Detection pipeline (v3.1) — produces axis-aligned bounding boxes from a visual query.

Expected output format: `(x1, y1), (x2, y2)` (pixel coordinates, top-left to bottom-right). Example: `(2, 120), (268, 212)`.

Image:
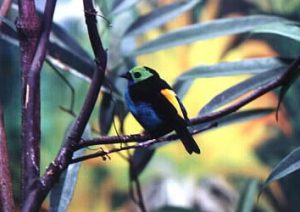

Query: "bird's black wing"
(151, 79), (189, 122)
(150, 79), (200, 154)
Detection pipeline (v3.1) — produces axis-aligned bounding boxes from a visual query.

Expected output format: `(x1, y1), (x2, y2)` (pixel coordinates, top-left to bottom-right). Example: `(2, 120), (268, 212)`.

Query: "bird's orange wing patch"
(160, 89), (184, 119)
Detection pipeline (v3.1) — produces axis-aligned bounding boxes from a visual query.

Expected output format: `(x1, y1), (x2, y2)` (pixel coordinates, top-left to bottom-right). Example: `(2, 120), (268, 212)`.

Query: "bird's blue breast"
(124, 90), (163, 131)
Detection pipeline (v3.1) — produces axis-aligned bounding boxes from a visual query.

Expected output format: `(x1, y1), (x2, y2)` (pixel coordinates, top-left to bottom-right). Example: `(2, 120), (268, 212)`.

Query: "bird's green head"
(121, 66), (159, 84)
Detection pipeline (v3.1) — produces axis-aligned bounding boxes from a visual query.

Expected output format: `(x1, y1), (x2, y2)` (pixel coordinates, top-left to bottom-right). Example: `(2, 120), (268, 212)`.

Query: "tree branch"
(17, 0), (57, 207)
(71, 123), (216, 163)
(21, 0), (107, 211)
(73, 54), (300, 159)
(0, 0), (12, 26)
(0, 102), (15, 212)
(17, 0), (41, 204)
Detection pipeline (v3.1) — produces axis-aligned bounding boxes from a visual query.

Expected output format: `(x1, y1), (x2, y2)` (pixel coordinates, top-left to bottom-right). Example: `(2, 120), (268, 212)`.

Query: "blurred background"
(1, 0), (300, 211)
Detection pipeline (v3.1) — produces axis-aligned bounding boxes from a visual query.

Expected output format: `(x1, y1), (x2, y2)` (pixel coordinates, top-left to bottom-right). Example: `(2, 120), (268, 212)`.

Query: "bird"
(121, 66), (200, 154)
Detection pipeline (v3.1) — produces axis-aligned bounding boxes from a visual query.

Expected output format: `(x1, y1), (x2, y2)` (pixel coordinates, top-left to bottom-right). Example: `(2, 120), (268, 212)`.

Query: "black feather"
(126, 67), (201, 154)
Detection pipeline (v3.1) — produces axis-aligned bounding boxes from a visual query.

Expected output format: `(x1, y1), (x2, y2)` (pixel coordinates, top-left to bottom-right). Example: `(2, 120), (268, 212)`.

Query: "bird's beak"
(120, 72), (132, 80)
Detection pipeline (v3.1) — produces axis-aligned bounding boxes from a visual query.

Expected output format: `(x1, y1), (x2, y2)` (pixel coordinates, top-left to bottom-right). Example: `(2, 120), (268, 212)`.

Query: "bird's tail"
(175, 127), (200, 154)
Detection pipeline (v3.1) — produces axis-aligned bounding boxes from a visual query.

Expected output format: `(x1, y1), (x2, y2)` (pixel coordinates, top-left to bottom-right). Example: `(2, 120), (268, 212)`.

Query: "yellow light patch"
(160, 89), (184, 119)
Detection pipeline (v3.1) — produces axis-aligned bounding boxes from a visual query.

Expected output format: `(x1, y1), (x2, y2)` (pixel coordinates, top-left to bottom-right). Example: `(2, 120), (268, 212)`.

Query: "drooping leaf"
(172, 79), (194, 100)
(199, 67), (286, 116)
(217, 108), (274, 127)
(177, 57), (289, 80)
(50, 123), (92, 212)
(275, 57), (300, 120)
(125, 0), (200, 36)
(0, 16), (18, 45)
(130, 15), (291, 55)
(237, 179), (259, 212)
(130, 148), (156, 180)
(173, 57), (289, 99)
(99, 93), (115, 135)
(264, 146), (300, 187)
(192, 108), (274, 132)
(111, 0), (139, 15)
(112, 0), (123, 10)
(97, 0), (113, 18)
(51, 23), (92, 62)
(0, 16), (95, 80)
(48, 42), (94, 79)
(253, 23), (300, 43)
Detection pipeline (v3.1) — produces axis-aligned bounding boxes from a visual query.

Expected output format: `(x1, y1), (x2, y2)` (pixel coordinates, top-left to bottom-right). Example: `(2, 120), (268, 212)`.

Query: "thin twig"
(71, 124), (216, 163)
(46, 59), (76, 117)
(21, 0), (107, 210)
(72, 53), (300, 163)
(0, 0), (12, 26)
(133, 178), (147, 212)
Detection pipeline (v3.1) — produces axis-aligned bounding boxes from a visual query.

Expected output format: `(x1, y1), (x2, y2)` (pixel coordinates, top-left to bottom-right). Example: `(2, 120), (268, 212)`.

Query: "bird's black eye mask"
(134, 72), (142, 78)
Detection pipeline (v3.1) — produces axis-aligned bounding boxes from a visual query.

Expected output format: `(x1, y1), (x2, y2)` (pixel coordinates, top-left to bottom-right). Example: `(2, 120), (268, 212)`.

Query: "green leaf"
(130, 15), (291, 55)
(50, 123), (92, 212)
(97, 0), (113, 18)
(218, 108), (274, 127)
(192, 108), (274, 132)
(173, 57), (289, 100)
(276, 58), (300, 120)
(177, 57), (289, 80)
(0, 16), (18, 45)
(125, 0), (200, 36)
(111, 0), (139, 15)
(130, 148), (156, 180)
(0, 16), (17, 32)
(51, 23), (92, 63)
(264, 146), (300, 186)
(48, 42), (94, 79)
(253, 23), (300, 42)
(199, 67), (286, 116)
(99, 93), (115, 135)
(172, 79), (194, 99)
(237, 179), (259, 212)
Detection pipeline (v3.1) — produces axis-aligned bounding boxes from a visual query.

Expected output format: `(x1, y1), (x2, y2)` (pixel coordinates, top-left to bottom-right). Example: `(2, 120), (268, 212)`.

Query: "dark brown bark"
(21, 0), (107, 210)
(0, 103), (15, 212)
(16, 0), (41, 203)
(16, 0), (57, 208)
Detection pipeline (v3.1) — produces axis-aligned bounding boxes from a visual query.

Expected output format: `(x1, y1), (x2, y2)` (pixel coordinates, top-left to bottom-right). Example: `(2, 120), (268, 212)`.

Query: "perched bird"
(121, 66), (200, 154)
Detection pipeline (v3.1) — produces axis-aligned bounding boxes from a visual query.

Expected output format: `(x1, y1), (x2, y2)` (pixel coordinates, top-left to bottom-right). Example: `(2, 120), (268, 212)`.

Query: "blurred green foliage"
(2, 0), (300, 211)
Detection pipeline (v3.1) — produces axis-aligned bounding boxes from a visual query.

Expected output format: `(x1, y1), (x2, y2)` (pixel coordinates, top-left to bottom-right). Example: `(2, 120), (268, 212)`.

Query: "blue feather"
(124, 90), (163, 131)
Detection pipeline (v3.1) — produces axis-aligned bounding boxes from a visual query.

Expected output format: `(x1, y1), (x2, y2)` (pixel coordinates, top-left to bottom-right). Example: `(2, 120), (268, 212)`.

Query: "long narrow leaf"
(237, 179), (259, 212)
(111, 0), (139, 15)
(172, 79), (194, 99)
(173, 57), (289, 99)
(0, 16), (18, 45)
(99, 93), (116, 135)
(50, 124), (92, 212)
(130, 148), (156, 180)
(51, 23), (92, 62)
(253, 23), (300, 42)
(125, 0), (200, 36)
(276, 59), (300, 120)
(217, 108), (274, 127)
(264, 146), (300, 186)
(192, 108), (274, 132)
(48, 42), (94, 79)
(131, 15), (292, 55)
(177, 57), (289, 80)
(199, 67), (286, 116)
(0, 17), (95, 80)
